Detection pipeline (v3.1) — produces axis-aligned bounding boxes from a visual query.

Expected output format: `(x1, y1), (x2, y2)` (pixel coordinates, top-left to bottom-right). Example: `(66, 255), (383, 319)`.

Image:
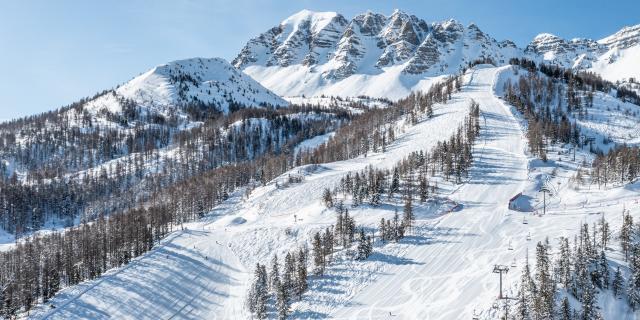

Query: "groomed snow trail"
(330, 66), (530, 319)
(32, 198), (250, 320)
(27, 66), (640, 319)
(29, 68), (478, 320)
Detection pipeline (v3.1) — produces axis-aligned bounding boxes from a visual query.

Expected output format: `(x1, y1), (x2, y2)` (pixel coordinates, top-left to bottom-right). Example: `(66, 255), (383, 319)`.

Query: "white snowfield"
(84, 57), (288, 117)
(28, 66), (639, 319)
(329, 66), (529, 319)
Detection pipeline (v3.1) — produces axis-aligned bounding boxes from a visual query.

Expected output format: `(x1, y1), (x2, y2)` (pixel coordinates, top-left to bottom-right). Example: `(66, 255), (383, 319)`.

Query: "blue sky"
(1, 0), (638, 120)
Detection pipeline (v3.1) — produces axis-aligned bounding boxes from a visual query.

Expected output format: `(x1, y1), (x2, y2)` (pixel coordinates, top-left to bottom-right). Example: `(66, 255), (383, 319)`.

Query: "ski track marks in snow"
(28, 67), (478, 320)
(27, 66), (640, 319)
(329, 65), (530, 319)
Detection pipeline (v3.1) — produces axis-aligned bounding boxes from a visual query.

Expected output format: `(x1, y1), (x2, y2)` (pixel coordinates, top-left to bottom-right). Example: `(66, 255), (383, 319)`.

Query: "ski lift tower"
(539, 186), (551, 215)
(493, 264), (510, 299)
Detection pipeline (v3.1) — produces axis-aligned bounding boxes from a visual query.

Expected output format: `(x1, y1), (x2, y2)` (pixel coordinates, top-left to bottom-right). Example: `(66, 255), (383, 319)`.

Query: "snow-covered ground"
(27, 66), (640, 319)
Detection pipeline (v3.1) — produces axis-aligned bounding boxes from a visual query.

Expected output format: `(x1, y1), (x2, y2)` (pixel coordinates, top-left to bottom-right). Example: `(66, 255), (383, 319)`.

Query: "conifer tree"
(356, 228), (372, 260)
(558, 237), (572, 288)
(247, 263), (268, 319)
(621, 213), (634, 261)
(628, 247), (640, 310)
(276, 279), (290, 320)
(534, 242), (554, 319)
(581, 282), (597, 319)
(322, 227), (334, 264)
(283, 252), (296, 296)
(257, 264), (268, 319)
(389, 168), (400, 198)
(322, 188), (333, 208)
(597, 250), (609, 289)
(379, 218), (387, 243)
(403, 197), (414, 235)
(598, 214), (610, 249)
(612, 266), (623, 298)
(269, 254), (280, 291)
(393, 209), (402, 241)
(516, 255), (535, 320)
(418, 174), (428, 203)
(312, 232), (324, 276)
(560, 296), (571, 320)
(295, 248), (307, 299)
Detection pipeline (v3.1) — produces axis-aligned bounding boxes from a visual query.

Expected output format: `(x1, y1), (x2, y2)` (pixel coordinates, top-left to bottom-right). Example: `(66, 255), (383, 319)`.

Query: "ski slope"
(28, 66), (478, 320)
(330, 66), (530, 319)
(32, 201), (249, 319)
(28, 66), (640, 319)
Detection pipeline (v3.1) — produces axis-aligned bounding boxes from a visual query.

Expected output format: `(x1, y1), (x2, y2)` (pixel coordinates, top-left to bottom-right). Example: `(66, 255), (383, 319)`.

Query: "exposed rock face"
(234, 10), (520, 80)
(234, 9), (640, 96)
(525, 25), (640, 70)
(599, 24), (640, 50)
(233, 10), (348, 69)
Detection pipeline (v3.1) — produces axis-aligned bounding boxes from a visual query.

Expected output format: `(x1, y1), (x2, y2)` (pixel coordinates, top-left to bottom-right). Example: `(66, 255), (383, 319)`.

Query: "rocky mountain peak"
(599, 24), (640, 49)
(112, 57), (287, 114)
(234, 10), (640, 98)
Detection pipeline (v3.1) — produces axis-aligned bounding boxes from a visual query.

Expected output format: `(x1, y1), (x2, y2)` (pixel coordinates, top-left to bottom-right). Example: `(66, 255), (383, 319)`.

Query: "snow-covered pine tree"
(322, 227), (334, 264)
(276, 278), (290, 320)
(356, 228), (372, 260)
(402, 197), (414, 235)
(621, 213), (634, 261)
(557, 237), (572, 289)
(335, 210), (344, 246)
(612, 266), (623, 298)
(295, 248), (307, 299)
(560, 296), (572, 320)
(393, 208), (401, 242)
(269, 254), (280, 292)
(389, 168), (400, 198)
(257, 264), (268, 319)
(596, 250), (609, 289)
(312, 232), (324, 276)
(322, 188), (333, 208)
(628, 247), (640, 310)
(516, 255), (535, 320)
(379, 218), (387, 243)
(418, 174), (428, 203)
(598, 214), (610, 249)
(283, 252), (296, 296)
(534, 242), (554, 319)
(344, 209), (355, 247)
(581, 282), (598, 319)
(246, 264), (258, 314)
(572, 242), (587, 298)
(370, 183), (381, 206)
(247, 263), (268, 319)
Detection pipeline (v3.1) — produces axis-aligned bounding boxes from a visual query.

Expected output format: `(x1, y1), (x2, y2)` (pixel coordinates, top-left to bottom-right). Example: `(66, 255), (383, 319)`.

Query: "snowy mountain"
(0, 56), (336, 242)
(3, 9), (640, 320)
(234, 9), (520, 99)
(23, 64), (640, 320)
(526, 24), (640, 83)
(235, 9), (640, 99)
(88, 57), (288, 117)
